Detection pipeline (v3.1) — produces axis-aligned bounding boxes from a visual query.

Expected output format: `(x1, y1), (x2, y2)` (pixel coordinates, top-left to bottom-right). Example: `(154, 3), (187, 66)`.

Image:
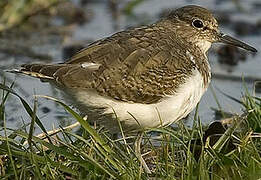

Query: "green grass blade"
(0, 83), (51, 143)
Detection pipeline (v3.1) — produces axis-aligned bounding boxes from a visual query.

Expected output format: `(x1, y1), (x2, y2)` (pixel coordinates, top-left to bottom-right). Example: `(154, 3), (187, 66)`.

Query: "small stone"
(217, 45), (247, 67)
(41, 107), (51, 114)
(255, 81), (261, 93)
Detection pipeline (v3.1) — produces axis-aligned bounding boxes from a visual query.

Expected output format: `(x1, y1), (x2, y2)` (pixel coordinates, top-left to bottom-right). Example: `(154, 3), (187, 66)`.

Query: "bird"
(9, 5), (257, 173)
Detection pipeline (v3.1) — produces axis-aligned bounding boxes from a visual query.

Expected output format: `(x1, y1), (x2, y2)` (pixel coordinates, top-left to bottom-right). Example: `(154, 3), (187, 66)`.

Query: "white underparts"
(70, 69), (208, 132)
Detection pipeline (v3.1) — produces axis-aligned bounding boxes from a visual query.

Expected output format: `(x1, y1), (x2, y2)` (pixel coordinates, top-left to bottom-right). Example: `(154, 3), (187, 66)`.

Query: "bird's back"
(21, 21), (209, 104)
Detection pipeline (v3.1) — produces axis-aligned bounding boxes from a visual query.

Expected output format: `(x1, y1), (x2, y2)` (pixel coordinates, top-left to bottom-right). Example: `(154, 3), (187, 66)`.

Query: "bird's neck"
(155, 20), (212, 87)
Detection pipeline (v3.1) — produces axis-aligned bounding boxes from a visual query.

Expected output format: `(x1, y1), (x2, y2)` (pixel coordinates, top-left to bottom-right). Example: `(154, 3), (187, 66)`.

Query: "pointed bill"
(218, 33), (257, 53)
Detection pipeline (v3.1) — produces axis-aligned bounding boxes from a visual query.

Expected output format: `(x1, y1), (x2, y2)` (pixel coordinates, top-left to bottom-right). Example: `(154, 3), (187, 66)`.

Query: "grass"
(0, 82), (260, 179)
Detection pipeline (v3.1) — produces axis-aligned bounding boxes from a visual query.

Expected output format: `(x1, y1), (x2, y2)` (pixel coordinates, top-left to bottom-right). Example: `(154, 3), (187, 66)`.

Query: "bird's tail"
(6, 63), (68, 80)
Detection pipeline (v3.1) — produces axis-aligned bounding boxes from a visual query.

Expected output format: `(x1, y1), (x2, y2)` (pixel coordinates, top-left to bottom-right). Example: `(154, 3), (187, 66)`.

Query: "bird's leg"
(134, 132), (151, 174)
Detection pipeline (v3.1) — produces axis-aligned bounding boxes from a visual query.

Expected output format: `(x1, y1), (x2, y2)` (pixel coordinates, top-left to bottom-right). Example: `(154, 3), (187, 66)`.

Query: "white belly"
(69, 69), (208, 132)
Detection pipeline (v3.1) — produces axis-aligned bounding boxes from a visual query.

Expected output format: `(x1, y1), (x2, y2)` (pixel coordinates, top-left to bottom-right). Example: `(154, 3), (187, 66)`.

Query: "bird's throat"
(195, 41), (212, 54)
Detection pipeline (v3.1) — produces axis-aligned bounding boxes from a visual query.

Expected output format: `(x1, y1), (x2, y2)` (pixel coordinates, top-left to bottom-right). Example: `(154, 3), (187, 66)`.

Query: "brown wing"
(92, 49), (196, 104)
(18, 24), (198, 104)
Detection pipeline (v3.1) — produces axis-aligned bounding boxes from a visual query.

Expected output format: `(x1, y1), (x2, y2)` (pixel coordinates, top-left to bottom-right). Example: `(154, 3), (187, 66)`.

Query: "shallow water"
(0, 0), (260, 133)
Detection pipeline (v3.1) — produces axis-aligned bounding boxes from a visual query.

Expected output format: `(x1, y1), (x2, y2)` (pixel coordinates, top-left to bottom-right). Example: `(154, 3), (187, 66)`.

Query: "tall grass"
(0, 82), (260, 179)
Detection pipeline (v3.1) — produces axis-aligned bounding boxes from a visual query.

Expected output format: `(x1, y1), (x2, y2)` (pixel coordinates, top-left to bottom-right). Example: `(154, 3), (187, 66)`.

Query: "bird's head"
(167, 5), (257, 53)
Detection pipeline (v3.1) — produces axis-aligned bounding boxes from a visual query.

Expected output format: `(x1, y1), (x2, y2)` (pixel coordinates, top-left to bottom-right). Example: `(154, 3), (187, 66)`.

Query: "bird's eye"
(192, 19), (204, 28)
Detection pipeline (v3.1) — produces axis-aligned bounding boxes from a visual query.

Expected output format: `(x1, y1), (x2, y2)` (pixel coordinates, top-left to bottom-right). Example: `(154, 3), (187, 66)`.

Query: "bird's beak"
(218, 32), (257, 53)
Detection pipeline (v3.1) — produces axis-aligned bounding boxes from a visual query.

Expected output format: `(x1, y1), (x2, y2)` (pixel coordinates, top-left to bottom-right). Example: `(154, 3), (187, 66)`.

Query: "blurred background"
(0, 0), (260, 133)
